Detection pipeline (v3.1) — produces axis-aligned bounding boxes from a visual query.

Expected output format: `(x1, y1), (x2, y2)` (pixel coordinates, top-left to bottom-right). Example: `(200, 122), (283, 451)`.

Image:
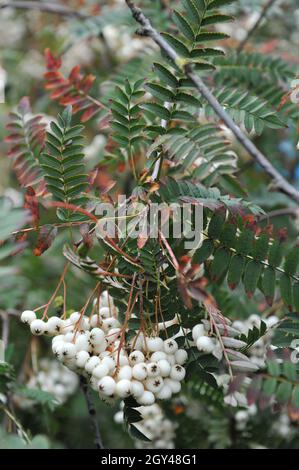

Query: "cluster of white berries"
(21, 291), (188, 407)
(15, 359), (78, 408)
(115, 402), (177, 449)
(192, 319), (247, 361)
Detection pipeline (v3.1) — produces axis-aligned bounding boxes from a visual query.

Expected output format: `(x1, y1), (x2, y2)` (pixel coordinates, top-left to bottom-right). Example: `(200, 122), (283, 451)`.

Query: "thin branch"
(237, 0), (279, 53)
(80, 377), (104, 450)
(258, 207), (299, 222)
(0, 1), (89, 19)
(125, 0), (299, 205)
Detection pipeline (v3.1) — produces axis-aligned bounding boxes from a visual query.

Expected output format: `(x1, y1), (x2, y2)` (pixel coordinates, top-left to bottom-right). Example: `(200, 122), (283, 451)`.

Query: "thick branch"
(237, 0), (279, 53)
(0, 1), (89, 19)
(125, 0), (299, 204)
(80, 377), (104, 450)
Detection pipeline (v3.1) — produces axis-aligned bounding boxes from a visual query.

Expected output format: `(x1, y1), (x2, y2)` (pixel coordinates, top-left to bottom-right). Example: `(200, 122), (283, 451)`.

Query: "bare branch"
(237, 0), (279, 53)
(125, 0), (299, 204)
(0, 1), (89, 19)
(258, 207), (299, 223)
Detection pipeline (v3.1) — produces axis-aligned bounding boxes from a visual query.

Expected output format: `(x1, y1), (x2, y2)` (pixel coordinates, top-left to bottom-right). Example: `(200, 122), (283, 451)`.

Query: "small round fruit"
(146, 337), (164, 352)
(75, 350), (90, 368)
(85, 356), (101, 374)
(92, 363), (109, 380)
(192, 324), (205, 342)
(61, 343), (76, 360)
(137, 391), (155, 406)
(157, 359), (171, 377)
(170, 364), (186, 382)
(156, 385), (172, 400)
(163, 339), (178, 354)
(98, 376), (116, 396)
(115, 379), (131, 398)
(103, 318), (120, 331)
(30, 319), (46, 336)
(166, 354), (175, 366)
(164, 378), (181, 394)
(90, 328), (105, 345)
(47, 316), (64, 335)
(114, 411), (124, 424)
(196, 336), (215, 354)
(101, 356), (116, 372)
(118, 365), (133, 381)
(132, 363), (147, 381)
(75, 334), (89, 352)
(21, 310), (36, 325)
(131, 380), (144, 398)
(150, 351), (167, 362)
(175, 349), (188, 365)
(129, 350), (145, 365)
(99, 307), (111, 318)
(144, 376), (164, 393)
(146, 362), (160, 377)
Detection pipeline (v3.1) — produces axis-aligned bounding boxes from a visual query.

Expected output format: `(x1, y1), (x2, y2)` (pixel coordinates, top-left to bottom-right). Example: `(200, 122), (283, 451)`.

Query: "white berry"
(30, 319), (46, 336)
(196, 336), (215, 353)
(115, 379), (131, 398)
(147, 337), (164, 352)
(98, 376), (116, 396)
(175, 349), (188, 365)
(164, 339), (178, 354)
(21, 310), (36, 325)
(132, 363), (147, 381)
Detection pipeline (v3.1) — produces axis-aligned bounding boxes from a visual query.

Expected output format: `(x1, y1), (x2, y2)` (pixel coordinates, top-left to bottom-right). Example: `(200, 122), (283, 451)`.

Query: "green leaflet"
(41, 107), (88, 222)
(194, 239), (215, 264)
(244, 260), (263, 298)
(262, 267), (276, 306)
(210, 247), (231, 281)
(227, 254), (245, 290)
(280, 274), (293, 310)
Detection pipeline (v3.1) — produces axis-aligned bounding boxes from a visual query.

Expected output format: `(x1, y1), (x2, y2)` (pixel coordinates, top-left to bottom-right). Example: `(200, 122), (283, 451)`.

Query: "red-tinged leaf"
(50, 86), (72, 100)
(228, 374), (246, 394)
(118, 162), (126, 173)
(81, 74), (96, 93)
(33, 225), (58, 256)
(4, 133), (23, 144)
(18, 96), (31, 115)
(69, 64), (81, 82)
(60, 95), (85, 106)
(247, 376), (262, 406)
(91, 167), (116, 194)
(259, 394), (271, 410)
(138, 234), (149, 249)
(44, 48), (62, 70)
(24, 187), (39, 228)
(11, 232), (28, 256)
(98, 114), (111, 130)
(81, 105), (101, 122)
(79, 223), (93, 250)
